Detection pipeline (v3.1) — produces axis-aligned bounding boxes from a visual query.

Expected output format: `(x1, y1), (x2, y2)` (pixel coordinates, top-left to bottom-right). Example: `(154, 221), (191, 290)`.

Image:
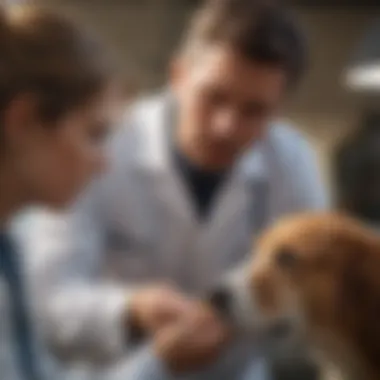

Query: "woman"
(0, 5), (118, 380)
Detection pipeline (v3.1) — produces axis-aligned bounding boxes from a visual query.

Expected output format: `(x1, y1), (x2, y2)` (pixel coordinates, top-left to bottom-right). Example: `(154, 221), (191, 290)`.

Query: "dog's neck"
(311, 329), (378, 380)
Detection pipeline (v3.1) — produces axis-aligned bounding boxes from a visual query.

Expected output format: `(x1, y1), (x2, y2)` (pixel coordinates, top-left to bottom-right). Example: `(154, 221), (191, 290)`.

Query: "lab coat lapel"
(197, 142), (270, 289)
(136, 94), (196, 226)
(206, 141), (269, 237)
(133, 95), (202, 287)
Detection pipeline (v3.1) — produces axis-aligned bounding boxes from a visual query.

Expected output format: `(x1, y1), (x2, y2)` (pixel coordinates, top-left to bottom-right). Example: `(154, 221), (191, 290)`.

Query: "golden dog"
(211, 213), (380, 380)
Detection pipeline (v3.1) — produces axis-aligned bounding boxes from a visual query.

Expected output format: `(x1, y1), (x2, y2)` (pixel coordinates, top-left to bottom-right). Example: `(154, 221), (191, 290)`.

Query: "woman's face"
(8, 88), (120, 209)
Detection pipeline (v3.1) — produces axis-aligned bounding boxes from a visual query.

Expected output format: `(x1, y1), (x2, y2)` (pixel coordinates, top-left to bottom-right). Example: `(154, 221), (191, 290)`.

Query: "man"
(19, 0), (327, 379)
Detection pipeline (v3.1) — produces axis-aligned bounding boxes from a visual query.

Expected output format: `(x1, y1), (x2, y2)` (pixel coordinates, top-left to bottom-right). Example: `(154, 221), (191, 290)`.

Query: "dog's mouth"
(208, 288), (295, 343)
(208, 287), (293, 335)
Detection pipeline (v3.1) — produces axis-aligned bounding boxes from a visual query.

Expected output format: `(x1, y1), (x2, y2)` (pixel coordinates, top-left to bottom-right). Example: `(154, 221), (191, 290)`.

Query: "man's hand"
(128, 285), (194, 335)
(154, 302), (231, 374)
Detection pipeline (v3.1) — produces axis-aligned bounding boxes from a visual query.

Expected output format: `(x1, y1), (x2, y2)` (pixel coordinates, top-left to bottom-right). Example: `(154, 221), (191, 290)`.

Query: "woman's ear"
(3, 93), (40, 149)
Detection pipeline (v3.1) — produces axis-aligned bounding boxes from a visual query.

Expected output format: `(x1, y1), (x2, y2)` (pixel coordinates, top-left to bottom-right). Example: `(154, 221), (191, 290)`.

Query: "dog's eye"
(276, 248), (297, 269)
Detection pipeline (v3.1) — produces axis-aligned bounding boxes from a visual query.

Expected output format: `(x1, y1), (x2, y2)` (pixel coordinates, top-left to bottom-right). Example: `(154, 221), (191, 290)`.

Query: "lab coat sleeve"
(17, 185), (136, 362)
(101, 346), (171, 380)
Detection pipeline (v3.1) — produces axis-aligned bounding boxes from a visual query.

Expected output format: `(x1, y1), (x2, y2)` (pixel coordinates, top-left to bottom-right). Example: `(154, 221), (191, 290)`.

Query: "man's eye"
(206, 90), (228, 107)
(242, 104), (268, 119)
(276, 248), (298, 269)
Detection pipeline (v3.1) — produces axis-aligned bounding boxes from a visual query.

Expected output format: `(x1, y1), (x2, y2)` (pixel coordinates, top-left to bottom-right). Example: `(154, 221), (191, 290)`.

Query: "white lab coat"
(15, 93), (328, 380)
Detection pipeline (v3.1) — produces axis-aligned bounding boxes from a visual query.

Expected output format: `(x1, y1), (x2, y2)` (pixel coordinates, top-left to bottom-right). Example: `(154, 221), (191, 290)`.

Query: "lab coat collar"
(135, 91), (269, 184)
(134, 91), (173, 174)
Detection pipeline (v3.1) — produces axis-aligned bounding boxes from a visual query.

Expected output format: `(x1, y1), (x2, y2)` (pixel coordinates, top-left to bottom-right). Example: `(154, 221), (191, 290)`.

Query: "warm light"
(346, 63), (380, 91)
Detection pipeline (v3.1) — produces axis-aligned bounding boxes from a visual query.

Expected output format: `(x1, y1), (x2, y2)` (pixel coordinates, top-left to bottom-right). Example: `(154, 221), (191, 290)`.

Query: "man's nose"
(207, 285), (234, 319)
(212, 110), (239, 139)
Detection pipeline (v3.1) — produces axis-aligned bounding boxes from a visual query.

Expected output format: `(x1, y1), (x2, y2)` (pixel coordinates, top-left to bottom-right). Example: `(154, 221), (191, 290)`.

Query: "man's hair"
(182, 0), (307, 87)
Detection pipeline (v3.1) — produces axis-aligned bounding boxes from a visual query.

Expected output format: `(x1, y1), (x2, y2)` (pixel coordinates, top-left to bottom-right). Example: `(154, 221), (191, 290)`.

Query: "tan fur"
(248, 212), (380, 380)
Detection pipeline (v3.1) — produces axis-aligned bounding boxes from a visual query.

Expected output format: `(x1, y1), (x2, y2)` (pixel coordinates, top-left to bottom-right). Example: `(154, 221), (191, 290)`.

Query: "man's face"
(171, 45), (288, 169)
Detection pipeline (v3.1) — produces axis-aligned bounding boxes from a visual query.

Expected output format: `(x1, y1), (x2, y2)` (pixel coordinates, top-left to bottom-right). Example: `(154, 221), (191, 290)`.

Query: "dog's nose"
(268, 319), (293, 340)
(207, 285), (233, 319)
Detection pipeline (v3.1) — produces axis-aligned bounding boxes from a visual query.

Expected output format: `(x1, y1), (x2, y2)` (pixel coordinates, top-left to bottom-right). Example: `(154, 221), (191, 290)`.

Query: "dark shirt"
(172, 148), (228, 221)
(166, 96), (229, 221)
(0, 232), (40, 380)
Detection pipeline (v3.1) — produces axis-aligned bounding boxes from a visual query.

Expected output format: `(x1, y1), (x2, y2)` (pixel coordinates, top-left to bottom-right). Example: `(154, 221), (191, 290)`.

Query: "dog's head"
(210, 213), (380, 352)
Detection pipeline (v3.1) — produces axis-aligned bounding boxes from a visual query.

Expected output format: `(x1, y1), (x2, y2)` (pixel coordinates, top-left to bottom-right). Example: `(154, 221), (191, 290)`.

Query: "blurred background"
(12, 0), (379, 209)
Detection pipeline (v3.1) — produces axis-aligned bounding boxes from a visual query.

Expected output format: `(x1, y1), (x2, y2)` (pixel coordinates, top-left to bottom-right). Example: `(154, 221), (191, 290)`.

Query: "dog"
(209, 213), (380, 380)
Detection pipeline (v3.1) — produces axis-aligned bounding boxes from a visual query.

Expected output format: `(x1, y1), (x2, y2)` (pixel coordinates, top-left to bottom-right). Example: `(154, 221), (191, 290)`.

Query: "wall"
(37, 0), (195, 89)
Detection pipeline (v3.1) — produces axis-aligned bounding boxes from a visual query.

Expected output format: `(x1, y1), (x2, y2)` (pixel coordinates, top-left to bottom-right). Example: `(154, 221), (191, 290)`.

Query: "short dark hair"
(0, 6), (115, 123)
(183, 0), (307, 87)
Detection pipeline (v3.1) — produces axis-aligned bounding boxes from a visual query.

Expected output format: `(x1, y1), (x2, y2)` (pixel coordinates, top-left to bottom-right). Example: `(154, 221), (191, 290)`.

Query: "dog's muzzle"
(206, 264), (258, 331)
(207, 264), (296, 345)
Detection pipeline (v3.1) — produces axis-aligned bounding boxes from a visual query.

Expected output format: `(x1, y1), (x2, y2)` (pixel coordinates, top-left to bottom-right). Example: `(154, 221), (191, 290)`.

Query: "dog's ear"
(340, 235), (375, 302)
(339, 235), (380, 367)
